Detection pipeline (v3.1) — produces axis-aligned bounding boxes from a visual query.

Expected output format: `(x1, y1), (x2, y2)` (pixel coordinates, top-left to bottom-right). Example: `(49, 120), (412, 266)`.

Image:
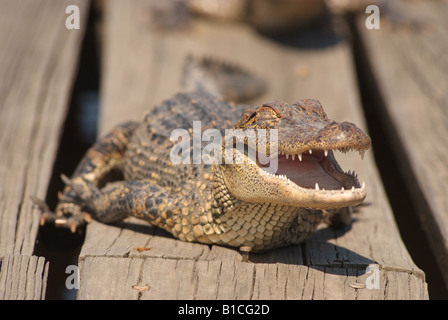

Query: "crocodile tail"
(181, 55), (267, 103)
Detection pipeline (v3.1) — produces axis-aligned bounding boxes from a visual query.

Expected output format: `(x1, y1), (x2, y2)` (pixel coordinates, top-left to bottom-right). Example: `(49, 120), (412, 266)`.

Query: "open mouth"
(221, 143), (368, 209)
(256, 148), (365, 192)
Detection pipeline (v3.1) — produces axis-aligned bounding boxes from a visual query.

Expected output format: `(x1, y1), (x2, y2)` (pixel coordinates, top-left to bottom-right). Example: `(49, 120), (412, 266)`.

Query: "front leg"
(65, 177), (199, 242)
(33, 121), (139, 232)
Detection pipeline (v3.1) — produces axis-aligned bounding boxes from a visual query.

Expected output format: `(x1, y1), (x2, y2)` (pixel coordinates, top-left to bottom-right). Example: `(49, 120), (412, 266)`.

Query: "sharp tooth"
(309, 150), (312, 154)
(298, 153), (302, 161)
(351, 186), (355, 192)
(341, 187), (345, 192)
(359, 149), (366, 160)
(324, 150), (328, 157)
(362, 181), (366, 189)
(291, 154), (295, 160)
(285, 153), (289, 159)
(315, 183), (319, 190)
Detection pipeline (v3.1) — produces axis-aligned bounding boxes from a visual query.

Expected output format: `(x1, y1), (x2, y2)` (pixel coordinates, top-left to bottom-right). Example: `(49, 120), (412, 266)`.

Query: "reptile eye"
(245, 112), (257, 124)
(259, 106), (282, 118)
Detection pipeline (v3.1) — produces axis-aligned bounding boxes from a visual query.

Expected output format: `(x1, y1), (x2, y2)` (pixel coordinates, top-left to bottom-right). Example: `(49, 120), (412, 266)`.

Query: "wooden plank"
(78, 256), (428, 300)
(0, 0), (89, 299)
(0, 254), (49, 300)
(77, 256), (142, 300)
(356, 0), (448, 289)
(77, 0), (428, 299)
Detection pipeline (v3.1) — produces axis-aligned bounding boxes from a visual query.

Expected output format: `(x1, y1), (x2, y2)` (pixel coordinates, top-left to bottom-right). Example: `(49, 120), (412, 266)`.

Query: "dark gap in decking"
(33, 1), (101, 300)
(346, 14), (448, 300)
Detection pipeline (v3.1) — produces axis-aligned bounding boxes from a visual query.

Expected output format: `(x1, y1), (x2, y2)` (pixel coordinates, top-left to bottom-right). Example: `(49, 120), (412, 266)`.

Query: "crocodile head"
(219, 99), (371, 210)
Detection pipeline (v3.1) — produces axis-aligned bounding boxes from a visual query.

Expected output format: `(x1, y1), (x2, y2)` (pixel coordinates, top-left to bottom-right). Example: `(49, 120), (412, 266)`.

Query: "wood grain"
(0, 254), (49, 300)
(357, 0), (448, 289)
(0, 0), (88, 299)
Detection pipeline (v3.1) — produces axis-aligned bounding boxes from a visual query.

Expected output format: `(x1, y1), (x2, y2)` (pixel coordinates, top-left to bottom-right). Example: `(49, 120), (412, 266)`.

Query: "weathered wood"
(356, 0), (448, 290)
(0, 254), (49, 300)
(78, 255), (427, 300)
(77, 0), (428, 299)
(0, 0), (88, 299)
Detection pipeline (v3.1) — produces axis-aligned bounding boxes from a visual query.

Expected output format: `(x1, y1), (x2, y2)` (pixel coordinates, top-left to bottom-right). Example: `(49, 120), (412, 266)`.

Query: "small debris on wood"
(349, 282), (366, 289)
(132, 284), (150, 292)
(133, 247), (152, 253)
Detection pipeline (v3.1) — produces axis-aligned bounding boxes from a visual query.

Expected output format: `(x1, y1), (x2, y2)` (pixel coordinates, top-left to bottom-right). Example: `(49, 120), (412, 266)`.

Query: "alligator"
(34, 56), (370, 252)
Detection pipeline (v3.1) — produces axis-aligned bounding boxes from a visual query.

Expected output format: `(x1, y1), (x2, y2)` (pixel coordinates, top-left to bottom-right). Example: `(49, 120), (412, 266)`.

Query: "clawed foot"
(31, 174), (96, 233)
(32, 196), (91, 233)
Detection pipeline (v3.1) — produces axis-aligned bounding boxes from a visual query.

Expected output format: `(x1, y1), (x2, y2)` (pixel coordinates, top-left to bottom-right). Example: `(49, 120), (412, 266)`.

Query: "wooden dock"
(0, 0), (89, 299)
(355, 0), (448, 292)
(1, 0), (447, 300)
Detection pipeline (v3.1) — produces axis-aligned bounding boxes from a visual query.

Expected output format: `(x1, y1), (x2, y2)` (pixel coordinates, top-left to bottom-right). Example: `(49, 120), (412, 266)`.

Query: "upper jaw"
(269, 147), (367, 162)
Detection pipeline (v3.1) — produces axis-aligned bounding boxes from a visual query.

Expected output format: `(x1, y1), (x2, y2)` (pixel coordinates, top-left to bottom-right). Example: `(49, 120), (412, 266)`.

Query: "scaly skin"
(35, 57), (370, 252)
(36, 93), (369, 252)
